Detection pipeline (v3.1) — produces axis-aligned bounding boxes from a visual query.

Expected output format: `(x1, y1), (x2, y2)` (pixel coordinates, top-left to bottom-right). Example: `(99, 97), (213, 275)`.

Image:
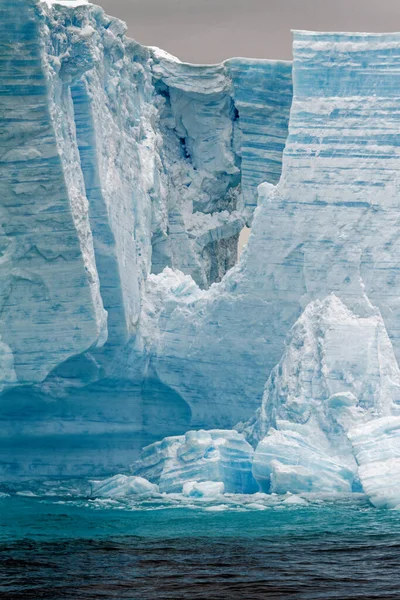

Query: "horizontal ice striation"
(228, 59), (292, 213)
(348, 418), (400, 509)
(132, 429), (258, 494)
(150, 51), (292, 286)
(0, 0), (106, 388)
(0, 0), (293, 477)
(276, 31), (400, 362)
(140, 29), (400, 436)
(245, 295), (400, 495)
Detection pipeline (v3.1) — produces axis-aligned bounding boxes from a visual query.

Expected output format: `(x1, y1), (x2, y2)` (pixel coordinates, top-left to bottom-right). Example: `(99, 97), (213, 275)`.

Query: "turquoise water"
(1, 486), (400, 599)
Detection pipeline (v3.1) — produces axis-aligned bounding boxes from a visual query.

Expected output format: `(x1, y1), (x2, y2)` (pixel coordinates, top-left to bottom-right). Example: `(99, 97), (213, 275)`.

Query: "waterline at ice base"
(1, 0), (400, 518)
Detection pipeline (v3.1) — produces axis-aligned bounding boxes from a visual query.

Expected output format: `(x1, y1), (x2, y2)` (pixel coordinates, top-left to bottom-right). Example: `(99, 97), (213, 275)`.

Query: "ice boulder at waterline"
(348, 417), (400, 509)
(90, 474), (159, 498)
(183, 481), (225, 499)
(252, 429), (356, 494)
(132, 430), (258, 494)
(246, 295), (400, 495)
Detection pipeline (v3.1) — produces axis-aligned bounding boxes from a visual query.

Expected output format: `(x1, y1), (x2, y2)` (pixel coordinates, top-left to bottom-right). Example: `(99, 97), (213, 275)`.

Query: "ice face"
(2, 1), (400, 504)
(0, 0), (107, 388)
(348, 418), (400, 509)
(246, 295), (400, 445)
(138, 31), (400, 441)
(0, 0), (292, 476)
(244, 295), (400, 498)
(243, 295), (400, 495)
(149, 53), (292, 287)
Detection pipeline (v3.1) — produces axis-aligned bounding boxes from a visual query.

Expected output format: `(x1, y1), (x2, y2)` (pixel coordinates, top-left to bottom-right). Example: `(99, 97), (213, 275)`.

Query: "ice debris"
(183, 481), (225, 499)
(90, 475), (159, 498)
(132, 429), (259, 494)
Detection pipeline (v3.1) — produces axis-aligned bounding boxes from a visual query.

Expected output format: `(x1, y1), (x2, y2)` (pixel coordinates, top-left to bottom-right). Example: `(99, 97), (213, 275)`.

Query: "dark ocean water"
(1, 491), (400, 600)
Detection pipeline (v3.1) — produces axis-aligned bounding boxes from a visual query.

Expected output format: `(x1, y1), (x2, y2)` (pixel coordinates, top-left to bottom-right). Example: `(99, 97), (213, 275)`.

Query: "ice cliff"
(1, 2), (400, 508)
(0, 0), (291, 476)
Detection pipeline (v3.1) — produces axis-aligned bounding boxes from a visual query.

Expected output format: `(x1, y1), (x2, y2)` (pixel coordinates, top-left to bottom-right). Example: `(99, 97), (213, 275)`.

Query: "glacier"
(1, 1), (400, 510)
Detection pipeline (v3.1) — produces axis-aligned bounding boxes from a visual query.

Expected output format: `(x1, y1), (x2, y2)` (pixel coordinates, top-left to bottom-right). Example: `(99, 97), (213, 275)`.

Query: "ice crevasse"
(1, 2), (400, 508)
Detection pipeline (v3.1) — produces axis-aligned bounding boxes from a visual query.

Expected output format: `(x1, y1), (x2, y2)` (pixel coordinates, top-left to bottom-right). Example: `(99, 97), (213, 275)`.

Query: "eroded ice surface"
(348, 418), (400, 509)
(0, 0), (293, 476)
(132, 429), (258, 494)
(132, 295), (399, 501)
(246, 295), (400, 496)
(1, 2), (400, 508)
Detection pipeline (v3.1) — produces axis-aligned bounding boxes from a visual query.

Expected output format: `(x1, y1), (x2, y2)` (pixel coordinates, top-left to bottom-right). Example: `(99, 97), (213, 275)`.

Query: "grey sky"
(96, 0), (400, 63)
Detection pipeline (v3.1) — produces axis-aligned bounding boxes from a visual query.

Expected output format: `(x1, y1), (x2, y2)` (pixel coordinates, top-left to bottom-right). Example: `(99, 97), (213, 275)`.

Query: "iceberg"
(1, 0), (400, 511)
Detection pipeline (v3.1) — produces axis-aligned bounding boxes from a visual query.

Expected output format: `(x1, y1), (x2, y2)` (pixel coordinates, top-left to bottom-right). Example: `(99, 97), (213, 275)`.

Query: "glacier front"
(1, 1), (400, 509)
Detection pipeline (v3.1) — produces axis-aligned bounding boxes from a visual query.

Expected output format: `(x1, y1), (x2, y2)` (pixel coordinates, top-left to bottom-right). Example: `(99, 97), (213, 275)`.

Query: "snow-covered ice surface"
(1, 2), (400, 511)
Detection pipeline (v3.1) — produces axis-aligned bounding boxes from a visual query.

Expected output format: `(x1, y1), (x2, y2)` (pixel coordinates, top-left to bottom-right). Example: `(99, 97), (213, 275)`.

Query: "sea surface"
(1, 481), (400, 599)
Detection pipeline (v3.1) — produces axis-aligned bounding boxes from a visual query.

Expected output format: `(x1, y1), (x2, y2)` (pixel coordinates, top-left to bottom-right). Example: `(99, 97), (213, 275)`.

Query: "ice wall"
(3, 2), (400, 486)
(139, 30), (400, 434)
(0, 0), (292, 476)
(149, 52), (292, 287)
(0, 0), (107, 391)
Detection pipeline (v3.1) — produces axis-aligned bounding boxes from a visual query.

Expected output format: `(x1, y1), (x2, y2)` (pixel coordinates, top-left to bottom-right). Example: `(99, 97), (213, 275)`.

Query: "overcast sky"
(95, 0), (400, 63)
